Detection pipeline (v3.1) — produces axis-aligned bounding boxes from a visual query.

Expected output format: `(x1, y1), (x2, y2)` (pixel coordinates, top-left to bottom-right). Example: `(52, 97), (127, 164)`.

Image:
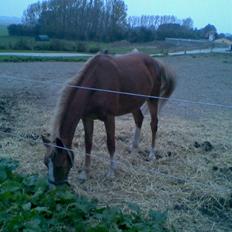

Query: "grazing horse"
(42, 51), (176, 185)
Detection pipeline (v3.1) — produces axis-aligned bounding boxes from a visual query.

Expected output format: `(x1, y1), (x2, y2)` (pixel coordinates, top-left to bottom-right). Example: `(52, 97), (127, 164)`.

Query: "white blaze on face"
(48, 158), (55, 182)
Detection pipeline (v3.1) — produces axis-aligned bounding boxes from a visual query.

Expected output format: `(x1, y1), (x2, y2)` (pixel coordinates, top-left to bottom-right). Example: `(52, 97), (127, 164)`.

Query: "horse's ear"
(55, 138), (64, 148)
(41, 135), (51, 148)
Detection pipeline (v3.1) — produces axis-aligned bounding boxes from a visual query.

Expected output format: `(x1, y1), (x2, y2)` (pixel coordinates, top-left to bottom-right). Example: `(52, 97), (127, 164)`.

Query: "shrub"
(13, 39), (33, 50)
(33, 42), (51, 51)
(7, 24), (38, 36)
(76, 42), (87, 52)
(49, 39), (64, 51)
(89, 46), (101, 53)
(49, 39), (75, 51)
(0, 158), (171, 232)
(0, 44), (7, 50)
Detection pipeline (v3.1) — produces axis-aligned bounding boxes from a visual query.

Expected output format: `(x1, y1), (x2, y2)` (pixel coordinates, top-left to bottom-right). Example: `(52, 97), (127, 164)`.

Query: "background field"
(0, 22), (228, 55)
(0, 32), (226, 54)
(0, 54), (232, 231)
(0, 25), (8, 36)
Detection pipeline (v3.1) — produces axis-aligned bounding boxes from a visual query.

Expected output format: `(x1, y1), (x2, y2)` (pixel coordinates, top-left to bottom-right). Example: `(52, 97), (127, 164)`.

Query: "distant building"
(208, 31), (216, 41)
(215, 38), (232, 51)
(35, 35), (50, 41)
(165, 38), (207, 43)
(215, 38), (232, 45)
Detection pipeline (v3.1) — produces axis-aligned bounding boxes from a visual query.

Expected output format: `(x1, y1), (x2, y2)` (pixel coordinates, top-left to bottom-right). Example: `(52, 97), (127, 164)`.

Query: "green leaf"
(148, 210), (167, 224)
(0, 167), (8, 182)
(23, 175), (38, 187)
(22, 202), (32, 211)
(23, 217), (42, 232)
(88, 224), (109, 232)
(1, 180), (22, 193)
(127, 202), (141, 214)
(33, 206), (52, 216)
(0, 158), (19, 171)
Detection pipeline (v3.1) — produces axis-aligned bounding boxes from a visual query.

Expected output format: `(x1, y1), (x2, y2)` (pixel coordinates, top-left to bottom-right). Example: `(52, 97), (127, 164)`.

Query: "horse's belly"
(115, 96), (146, 115)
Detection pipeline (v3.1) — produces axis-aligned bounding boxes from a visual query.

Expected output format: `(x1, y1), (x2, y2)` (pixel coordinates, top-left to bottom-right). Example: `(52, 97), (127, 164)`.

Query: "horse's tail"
(158, 61), (176, 112)
(140, 60), (176, 116)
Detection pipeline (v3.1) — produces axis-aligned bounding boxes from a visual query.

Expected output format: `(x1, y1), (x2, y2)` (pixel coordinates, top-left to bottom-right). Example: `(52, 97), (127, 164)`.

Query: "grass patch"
(0, 158), (170, 232)
(0, 25), (8, 37)
(0, 35), (227, 55)
(0, 36), (33, 50)
(0, 35), (210, 55)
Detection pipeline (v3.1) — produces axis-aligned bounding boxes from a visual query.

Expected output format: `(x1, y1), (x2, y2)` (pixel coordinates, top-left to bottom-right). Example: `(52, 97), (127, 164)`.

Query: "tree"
(157, 23), (181, 40)
(22, 0), (128, 41)
(7, 24), (38, 36)
(198, 24), (217, 39)
(22, 1), (43, 26)
(182, 17), (193, 29)
(107, 0), (127, 41)
(157, 23), (196, 40)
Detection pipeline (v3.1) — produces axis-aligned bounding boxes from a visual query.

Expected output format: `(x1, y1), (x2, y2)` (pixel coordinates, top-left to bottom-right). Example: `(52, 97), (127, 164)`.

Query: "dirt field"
(0, 54), (232, 231)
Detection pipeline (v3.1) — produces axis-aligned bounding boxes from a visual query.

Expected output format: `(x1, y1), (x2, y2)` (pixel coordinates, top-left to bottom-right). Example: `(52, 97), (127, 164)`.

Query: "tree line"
(8, 0), (219, 42)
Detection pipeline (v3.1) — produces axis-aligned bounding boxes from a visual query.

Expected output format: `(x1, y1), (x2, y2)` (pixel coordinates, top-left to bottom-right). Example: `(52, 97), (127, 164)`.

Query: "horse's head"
(41, 136), (74, 186)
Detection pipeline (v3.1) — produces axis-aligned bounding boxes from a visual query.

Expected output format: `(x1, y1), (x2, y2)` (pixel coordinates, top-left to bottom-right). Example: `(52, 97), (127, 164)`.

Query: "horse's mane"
(51, 55), (98, 139)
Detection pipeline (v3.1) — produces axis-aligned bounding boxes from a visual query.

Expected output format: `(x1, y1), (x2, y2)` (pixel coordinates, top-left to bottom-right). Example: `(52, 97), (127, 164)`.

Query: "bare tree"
(182, 17), (194, 29)
(22, 1), (42, 25)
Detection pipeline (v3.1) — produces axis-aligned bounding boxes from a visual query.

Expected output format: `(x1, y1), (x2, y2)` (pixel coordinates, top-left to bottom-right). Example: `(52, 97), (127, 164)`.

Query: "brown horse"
(42, 51), (176, 185)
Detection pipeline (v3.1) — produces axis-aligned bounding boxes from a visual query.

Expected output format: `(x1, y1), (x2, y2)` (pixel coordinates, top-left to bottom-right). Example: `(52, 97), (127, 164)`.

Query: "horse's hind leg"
(130, 109), (144, 152)
(104, 115), (116, 178)
(79, 117), (94, 181)
(147, 100), (159, 160)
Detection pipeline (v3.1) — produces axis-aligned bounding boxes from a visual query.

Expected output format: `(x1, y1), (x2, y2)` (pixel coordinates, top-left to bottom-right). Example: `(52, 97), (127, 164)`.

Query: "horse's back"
(89, 53), (156, 93)
(92, 52), (158, 83)
(83, 52), (160, 116)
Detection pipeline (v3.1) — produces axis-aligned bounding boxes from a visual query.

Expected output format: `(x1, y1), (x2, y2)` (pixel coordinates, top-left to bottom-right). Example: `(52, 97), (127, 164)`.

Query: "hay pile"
(1, 99), (231, 231)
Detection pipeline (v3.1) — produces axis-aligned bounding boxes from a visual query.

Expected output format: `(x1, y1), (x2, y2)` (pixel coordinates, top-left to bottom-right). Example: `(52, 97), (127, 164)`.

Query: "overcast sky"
(0, 0), (231, 33)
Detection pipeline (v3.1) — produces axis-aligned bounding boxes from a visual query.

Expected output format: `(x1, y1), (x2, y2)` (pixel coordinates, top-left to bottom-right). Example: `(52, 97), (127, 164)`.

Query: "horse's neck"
(53, 120), (80, 148)
(54, 107), (81, 147)
(53, 87), (89, 147)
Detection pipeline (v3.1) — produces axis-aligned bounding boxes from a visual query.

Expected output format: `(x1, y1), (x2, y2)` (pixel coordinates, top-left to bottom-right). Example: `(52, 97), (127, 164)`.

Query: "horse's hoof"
(78, 170), (88, 183)
(146, 156), (154, 162)
(128, 146), (133, 153)
(106, 169), (115, 179)
(146, 152), (157, 161)
(128, 144), (138, 153)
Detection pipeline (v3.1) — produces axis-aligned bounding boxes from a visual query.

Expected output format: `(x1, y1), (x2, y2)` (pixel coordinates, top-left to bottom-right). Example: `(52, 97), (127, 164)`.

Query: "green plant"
(0, 25), (8, 36)
(88, 46), (101, 53)
(33, 42), (51, 51)
(0, 44), (7, 50)
(49, 39), (75, 51)
(76, 42), (87, 53)
(0, 158), (170, 232)
(13, 39), (33, 50)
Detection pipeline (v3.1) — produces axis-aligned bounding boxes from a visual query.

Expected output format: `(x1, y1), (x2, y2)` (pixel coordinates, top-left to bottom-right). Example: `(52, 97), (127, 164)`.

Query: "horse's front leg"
(78, 117), (94, 181)
(104, 115), (116, 178)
